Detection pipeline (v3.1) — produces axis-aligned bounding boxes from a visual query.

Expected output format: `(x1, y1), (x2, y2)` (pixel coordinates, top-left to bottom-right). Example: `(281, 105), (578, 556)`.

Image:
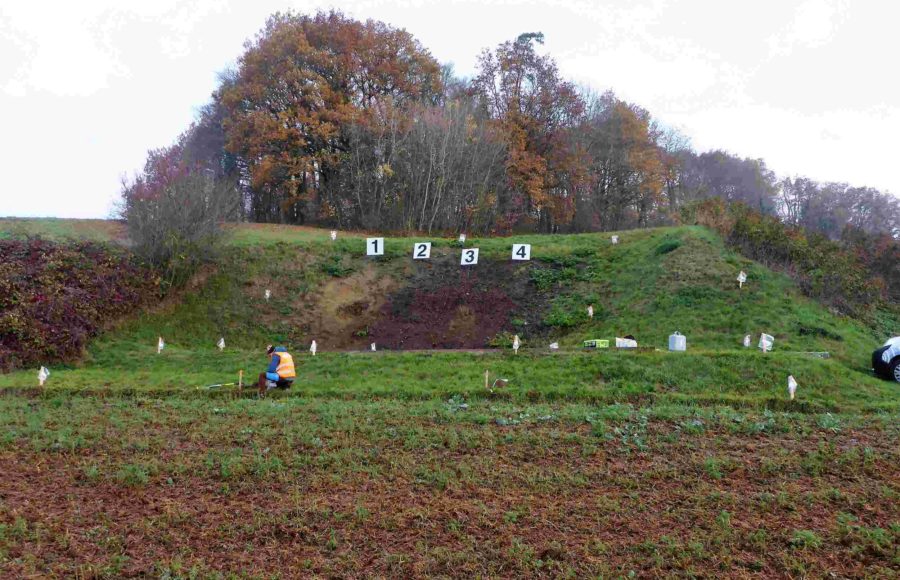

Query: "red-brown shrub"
(0, 237), (158, 371)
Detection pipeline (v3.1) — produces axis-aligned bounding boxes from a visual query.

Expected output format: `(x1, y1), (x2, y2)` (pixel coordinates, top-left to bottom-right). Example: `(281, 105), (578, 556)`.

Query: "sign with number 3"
(460, 248), (479, 265)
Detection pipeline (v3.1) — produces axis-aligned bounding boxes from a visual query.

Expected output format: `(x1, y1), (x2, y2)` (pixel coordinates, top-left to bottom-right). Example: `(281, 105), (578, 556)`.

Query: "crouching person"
(258, 345), (295, 397)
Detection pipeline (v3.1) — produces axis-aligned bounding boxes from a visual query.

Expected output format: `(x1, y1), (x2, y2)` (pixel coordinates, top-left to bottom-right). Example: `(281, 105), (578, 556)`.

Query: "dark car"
(872, 337), (900, 383)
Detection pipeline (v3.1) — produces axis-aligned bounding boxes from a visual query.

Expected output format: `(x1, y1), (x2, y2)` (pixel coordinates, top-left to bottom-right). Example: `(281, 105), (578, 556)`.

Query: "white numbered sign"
(460, 248), (479, 265)
(413, 242), (431, 260)
(366, 237), (385, 256)
(511, 244), (531, 261)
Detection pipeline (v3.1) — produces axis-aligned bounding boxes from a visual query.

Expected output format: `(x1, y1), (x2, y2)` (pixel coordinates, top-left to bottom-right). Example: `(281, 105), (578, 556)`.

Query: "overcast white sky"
(1, 0), (897, 218)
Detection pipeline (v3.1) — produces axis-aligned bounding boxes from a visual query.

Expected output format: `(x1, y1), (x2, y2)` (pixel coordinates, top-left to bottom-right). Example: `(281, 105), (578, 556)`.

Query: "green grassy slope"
(0, 220), (895, 412)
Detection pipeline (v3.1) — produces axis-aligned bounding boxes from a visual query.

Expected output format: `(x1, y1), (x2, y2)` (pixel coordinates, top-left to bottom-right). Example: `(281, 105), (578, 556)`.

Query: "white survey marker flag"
(460, 248), (479, 265)
(413, 242), (431, 260)
(38, 366), (50, 386)
(157, 336), (165, 353)
(511, 244), (531, 261)
(367, 237), (385, 256)
(217, 337), (225, 351)
(787, 375), (798, 400)
(310, 340), (317, 356)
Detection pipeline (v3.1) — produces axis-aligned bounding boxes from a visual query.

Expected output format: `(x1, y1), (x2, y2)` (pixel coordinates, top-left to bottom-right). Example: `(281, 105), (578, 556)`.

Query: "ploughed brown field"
(1, 398), (897, 578)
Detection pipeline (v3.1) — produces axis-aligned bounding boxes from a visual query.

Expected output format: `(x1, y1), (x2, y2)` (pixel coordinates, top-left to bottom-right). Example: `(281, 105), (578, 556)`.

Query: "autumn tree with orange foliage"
(575, 92), (667, 230)
(218, 10), (442, 224)
(473, 33), (585, 232)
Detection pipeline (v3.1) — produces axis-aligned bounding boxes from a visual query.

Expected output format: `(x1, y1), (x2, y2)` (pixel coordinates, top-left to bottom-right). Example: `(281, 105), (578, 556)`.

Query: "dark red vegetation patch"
(370, 259), (550, 349)
(0, 237), (157, 371)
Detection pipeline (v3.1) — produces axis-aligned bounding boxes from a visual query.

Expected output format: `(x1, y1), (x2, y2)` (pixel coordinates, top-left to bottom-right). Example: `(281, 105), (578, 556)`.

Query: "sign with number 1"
(413, 242), (431, 259)
(460, 248), (479, 265)
(511, 244), (531, 261)
(367, 238), (384, 256)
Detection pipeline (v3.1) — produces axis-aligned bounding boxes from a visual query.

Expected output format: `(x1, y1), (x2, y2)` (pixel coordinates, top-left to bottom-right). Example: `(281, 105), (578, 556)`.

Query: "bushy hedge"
(682, 199), (883, 319)
(0, 237), (158, 371)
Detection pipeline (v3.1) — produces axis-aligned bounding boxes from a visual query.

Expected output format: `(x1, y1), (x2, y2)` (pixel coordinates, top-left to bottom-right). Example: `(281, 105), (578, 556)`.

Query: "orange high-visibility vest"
(275, 351), (296, 379)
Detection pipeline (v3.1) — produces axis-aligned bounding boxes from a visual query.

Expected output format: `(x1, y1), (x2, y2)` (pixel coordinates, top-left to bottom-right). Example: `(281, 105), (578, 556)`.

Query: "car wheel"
(892, 358), (900, 383)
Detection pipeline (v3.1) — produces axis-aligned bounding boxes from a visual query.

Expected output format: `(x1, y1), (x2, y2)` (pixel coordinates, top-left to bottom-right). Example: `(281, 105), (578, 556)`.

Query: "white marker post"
(587, 305), (594, 320)
(38, 366), (50, 387)
(217, 337), (225, 351)
(330, 230), (337, 241)
(512, 334), (520, 354)
(370, 342), (377, 352)
(413, 242), (431, 260)
(737, 270), (747, 289)
(157, 336), (165, 354)
(458, 233), (466, 244)
(460, 248), (479, 266)
(310, 340), (317, 356)
(264, 289), (271, 302)
(611, 235), (619, 245)
(788, 375), (798, 400)
(511, 244), (531, 261)
(367, 237), (385, 256)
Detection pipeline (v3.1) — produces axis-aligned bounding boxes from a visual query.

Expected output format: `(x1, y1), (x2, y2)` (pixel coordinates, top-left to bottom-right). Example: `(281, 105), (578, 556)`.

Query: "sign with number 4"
(511, 244), (531, 261)
(413, 242), (431, 259)
(460, 248), (479, 265)
(367, 237), (384, 256)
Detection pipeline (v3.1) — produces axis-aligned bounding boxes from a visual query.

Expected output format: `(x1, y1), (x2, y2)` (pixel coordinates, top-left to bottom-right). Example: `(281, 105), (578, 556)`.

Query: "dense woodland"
(121, 11), (899, 237)
(119, 10), (899, 304)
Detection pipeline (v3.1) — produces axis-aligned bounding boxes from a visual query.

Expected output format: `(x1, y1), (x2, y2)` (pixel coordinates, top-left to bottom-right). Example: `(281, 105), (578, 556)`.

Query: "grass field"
(1, 219), (898, 577)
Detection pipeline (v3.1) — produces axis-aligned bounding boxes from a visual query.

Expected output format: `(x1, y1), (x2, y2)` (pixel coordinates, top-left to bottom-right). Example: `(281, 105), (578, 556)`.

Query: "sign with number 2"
(413, 242), (431, 259)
